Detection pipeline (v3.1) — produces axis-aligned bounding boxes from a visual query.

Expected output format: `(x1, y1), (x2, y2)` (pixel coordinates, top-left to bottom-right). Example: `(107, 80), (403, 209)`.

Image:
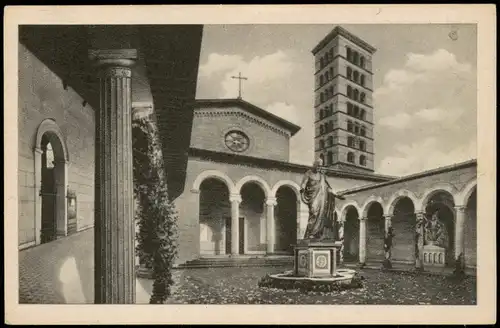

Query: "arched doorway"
(275, 186), (297, 254)
(464, 188), (477, 268)
(343, 206), (360, 262)
(365, 202), (385, 263)
(240, 182), (266, 254)
(34, 119), (69, 245)
(37, 131), (68, 244)
(199, 178), (231, 256)
(424, 191), (456, 267)
(391, 197), (416, 264)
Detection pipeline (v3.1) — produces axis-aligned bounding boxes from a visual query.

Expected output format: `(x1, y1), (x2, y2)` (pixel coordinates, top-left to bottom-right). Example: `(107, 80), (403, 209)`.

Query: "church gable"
(190, 101), (295, 162)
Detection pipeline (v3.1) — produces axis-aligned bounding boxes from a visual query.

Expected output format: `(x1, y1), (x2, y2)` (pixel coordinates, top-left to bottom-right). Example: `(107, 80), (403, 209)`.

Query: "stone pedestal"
(423, 244), (446, 267)
(293, 239), (342, 278)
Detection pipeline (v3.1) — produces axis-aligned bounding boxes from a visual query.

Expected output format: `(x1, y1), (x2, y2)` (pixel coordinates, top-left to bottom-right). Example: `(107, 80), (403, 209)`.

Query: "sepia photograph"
(4, 5), (496, 325)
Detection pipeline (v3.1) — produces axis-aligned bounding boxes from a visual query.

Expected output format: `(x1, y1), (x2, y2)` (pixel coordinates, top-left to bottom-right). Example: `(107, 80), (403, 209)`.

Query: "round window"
(224, 130), (250, 153)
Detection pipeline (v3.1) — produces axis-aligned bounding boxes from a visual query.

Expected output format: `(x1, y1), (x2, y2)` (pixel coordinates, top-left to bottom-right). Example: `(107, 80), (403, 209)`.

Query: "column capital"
(229, 194), (242, 203)
(359, 216), (368, 221)
(89, 49), (137, 66)
(454, 205), (466, 213)
(34, 147), (44, 155)
(384, 214), (393, 219)
(265, 197), (277, 206)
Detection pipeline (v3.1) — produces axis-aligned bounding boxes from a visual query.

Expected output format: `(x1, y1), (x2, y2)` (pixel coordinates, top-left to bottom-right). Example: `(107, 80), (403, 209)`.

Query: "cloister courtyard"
(19, 228), (476, 305)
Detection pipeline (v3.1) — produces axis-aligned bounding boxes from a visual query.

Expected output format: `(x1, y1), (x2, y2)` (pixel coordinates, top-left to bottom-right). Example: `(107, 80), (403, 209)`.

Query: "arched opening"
(199, 178), (231, 256)
(464, 188), (477, 268)
(366, 202), (385, 263)
(240, 182), (266, 254)
(424, 191), (456, 267)
(343, 206), (360, 262)
(38, 131), (67, 244)
(391, 197), (416, 264)
(275, 186), (298, 254)
(347, 152), (354, 163)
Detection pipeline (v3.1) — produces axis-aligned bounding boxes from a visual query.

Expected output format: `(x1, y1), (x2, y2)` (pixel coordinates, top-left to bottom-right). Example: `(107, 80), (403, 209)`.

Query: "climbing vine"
(132, 116), (179, 304)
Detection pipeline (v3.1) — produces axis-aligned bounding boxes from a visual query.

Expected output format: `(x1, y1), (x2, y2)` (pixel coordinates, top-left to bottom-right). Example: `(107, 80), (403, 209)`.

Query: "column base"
(382, 259), (392, 270)
(357, 262), (366, 269)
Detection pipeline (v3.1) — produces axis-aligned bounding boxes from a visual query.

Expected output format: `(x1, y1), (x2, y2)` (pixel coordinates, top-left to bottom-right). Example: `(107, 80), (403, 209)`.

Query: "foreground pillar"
(359, 217), (367, 266)
(454, 206), (466, 274)
(230, 193), (242, 255)
(383, 215), (393, 269)
(90, 49), (137, 304)
(266, 197), (277, 254)
(415, 212), (425, 271)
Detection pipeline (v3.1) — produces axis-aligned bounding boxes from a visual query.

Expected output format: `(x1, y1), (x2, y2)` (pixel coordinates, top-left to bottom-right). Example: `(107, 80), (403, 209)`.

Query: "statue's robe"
(301, 170), (339, 240)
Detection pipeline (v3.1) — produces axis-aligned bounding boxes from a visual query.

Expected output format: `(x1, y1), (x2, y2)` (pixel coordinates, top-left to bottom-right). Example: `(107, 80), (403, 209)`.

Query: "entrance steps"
(178, 255), (294, 269)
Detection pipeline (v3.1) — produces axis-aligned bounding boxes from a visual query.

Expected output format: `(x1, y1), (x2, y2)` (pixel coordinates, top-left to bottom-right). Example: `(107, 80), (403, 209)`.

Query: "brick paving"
(18, 228), (171, 304)
(19, 228), (95, 304)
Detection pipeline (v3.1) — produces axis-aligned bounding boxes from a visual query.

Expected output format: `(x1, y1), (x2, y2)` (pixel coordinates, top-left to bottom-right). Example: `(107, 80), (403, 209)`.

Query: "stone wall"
(18, 43), (95, 247)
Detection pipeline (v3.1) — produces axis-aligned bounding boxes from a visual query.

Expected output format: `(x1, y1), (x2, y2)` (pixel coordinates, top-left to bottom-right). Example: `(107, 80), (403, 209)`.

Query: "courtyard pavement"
(18, 228), (153, 304)
(18, 228), (476, 305)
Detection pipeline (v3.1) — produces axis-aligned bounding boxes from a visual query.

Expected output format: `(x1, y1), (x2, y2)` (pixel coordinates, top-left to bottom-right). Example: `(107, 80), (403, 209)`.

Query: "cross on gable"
(231, 72), (248, 99)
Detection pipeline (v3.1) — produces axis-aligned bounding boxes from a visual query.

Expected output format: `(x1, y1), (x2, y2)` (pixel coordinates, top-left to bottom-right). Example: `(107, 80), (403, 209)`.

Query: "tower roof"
(312, 26), (377, 55)
(194, 98), (302, 136)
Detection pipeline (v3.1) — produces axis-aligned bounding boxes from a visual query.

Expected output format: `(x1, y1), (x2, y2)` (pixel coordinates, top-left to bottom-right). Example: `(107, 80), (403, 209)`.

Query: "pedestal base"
(423, 244), (446, 267)
(293, 239), (342, 278)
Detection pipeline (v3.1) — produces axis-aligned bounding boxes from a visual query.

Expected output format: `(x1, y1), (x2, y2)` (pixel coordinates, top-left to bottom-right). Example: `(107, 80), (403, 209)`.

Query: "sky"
(194, 24), (477, 177)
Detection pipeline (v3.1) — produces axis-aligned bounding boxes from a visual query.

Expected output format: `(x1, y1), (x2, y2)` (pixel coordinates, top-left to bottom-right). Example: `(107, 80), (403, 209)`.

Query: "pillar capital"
(265, 197), (277, 206)
(89, 49), (137, 67)
(384, 214), (393, 220)
(454, 205), (467, 213)
(359, 216), (368, 221)
(229, 194), (242, 203)
(34, 147), (44, 155)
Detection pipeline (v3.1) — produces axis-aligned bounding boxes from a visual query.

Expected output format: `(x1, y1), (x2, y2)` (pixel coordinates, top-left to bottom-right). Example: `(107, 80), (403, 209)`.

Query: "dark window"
(347, 152), (354, 163)
(347, 85), (352, 98)
(319, 125), (324, 134)
(353, 52), (359, 65)
(360, 126), (366, 136)
(320, 57), (324, 69)
(354, 124), (360, 134)
(360, 109), (366, 120)
(353, 89), (359, 101)
(347, 136), (355, 147)
(360, 92), (366, 103)
(347, 67), (352, 80)
(353, 105), (359, 118)
(329, 48), (334, 60)
(347, 102), (353, 116)
(320, 92), (324, 103)
(360, 56), (365, 68)
(353, 71), (359, 83)
(347, 120), (353, 132)
(327, 151), (333, 165)
(360, 74), (365, 86)
(320, 109), (324, 119)
(359, 140), (366, 151)
(359, 155), (366, 166)
(319, 139), (325, 149)
(325, 71), (329, 82)
(328, 136), (333, 146)
(320, 75), (324, 85)
(346, 47), (352, 61)
(329, 67), (334, 77)
(320, 153), (325, 164)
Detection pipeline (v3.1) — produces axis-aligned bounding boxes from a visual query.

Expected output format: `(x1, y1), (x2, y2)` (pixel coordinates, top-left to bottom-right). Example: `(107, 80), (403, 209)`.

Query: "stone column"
(265, 197), (277, 254)
(415, 212), (425, 271)
(359, 217), (367, 266)
(229, 193), (242, 255)
(383, 215), (393, 269)
(454, 206), (466, 274)
(54, 159), (68, 237)
(90, 49), (137, 304)
(33, 147), (43, 245)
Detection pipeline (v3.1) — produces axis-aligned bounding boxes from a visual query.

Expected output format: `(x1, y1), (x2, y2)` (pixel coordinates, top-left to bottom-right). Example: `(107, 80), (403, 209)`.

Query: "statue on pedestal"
(424, 210), (448, 248)
(299, 159), (345, 241)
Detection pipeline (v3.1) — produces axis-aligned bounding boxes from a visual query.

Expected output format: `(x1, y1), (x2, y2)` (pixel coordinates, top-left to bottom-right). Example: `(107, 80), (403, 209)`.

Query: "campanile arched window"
(347, 152), (354, 163)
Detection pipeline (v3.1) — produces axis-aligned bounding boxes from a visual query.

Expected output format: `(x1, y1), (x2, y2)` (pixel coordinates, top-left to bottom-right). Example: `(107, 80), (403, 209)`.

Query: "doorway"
(40, 139), (57, 244)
